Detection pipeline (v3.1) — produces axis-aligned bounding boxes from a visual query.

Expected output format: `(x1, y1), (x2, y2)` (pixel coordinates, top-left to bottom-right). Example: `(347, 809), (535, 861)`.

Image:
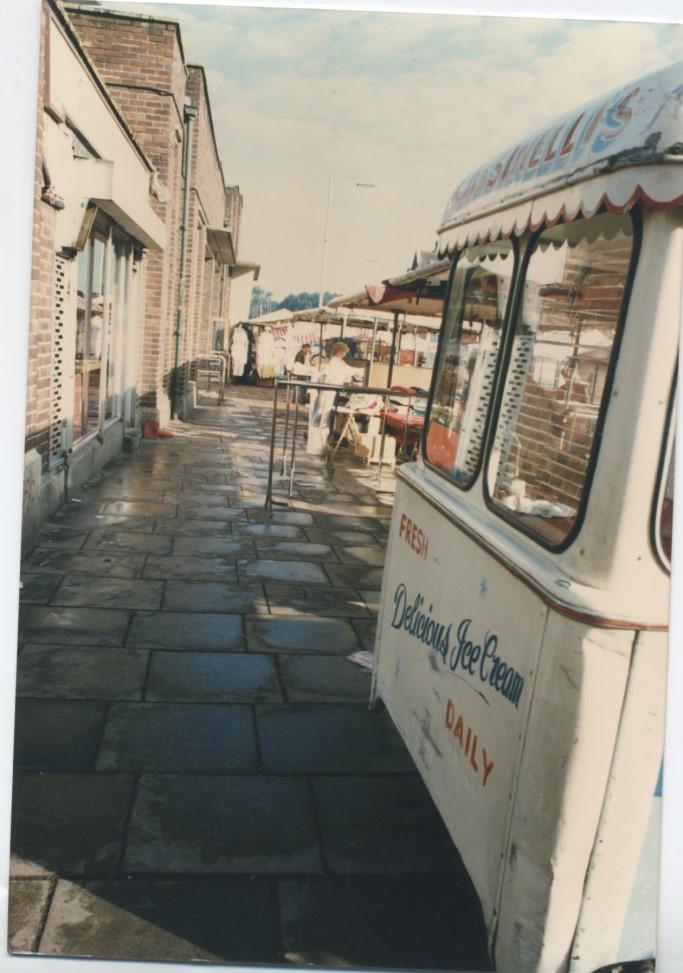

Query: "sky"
(100, 0), (683, 300)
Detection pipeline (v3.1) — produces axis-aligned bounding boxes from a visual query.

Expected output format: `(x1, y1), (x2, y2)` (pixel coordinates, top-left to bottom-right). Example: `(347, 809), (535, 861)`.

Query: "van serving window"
(487, 211), (635, 546)
(424, 241), (515, 485)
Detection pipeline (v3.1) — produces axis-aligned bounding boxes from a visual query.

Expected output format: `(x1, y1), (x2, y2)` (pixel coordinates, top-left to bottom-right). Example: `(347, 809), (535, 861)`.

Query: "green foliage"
(250, 287), (341, 318)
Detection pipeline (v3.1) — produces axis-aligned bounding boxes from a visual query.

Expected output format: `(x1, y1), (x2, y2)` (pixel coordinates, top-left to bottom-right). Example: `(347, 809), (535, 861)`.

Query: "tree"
(276, 291), (340, 311)
(249, 286), (276, 318)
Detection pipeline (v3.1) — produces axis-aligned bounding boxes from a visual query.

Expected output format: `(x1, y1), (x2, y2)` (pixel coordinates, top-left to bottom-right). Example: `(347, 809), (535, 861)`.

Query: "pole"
(171, 104), (198, 419)
(318, 176), (333, 309)
(387, 310), (399, 388)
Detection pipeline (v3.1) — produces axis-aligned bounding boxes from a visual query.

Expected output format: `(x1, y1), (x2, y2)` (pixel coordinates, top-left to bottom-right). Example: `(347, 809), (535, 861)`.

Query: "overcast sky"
(103, 0), (682, 299)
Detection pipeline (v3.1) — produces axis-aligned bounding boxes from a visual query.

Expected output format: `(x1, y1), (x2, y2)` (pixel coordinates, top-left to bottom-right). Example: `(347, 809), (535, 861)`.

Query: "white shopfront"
(372, 62), (681, 972)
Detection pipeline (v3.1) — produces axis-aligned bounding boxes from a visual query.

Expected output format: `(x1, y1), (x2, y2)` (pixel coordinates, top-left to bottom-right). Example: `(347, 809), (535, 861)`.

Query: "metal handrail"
(264, 378), (428, 514)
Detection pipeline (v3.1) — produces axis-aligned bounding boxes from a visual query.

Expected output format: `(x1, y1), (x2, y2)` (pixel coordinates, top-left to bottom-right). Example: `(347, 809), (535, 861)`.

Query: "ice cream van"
(371, 62), (682, 972)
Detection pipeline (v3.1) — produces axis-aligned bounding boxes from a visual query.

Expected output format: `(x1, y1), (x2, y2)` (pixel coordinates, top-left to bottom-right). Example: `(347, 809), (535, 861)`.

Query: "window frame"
(482, 207), (643, 553)
(420, 237), (520, 491)
(651, 372), (677, 574)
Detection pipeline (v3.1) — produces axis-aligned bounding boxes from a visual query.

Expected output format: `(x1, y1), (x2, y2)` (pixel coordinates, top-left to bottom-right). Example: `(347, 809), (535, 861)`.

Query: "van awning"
(437, 61), (683, 254)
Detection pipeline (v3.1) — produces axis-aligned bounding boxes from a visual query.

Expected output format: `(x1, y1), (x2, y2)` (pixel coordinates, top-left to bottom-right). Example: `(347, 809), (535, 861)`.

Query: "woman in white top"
(307, 342), (363, 454)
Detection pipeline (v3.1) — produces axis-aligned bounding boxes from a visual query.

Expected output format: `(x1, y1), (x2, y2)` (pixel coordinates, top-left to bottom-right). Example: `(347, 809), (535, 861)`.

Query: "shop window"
(424, 241), (515, 486)
(487, 212), (635, 546)
(74, 232), (106, 440)
(73, 218), (135, 444)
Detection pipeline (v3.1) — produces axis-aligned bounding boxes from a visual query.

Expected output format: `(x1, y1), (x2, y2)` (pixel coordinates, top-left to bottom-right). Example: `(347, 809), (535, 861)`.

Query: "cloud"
(103, 1), (683, 295)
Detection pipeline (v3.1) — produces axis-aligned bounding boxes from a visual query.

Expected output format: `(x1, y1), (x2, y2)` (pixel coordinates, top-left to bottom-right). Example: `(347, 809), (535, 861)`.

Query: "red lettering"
(544, 125), (563, 162)
(454, 716), (464, 745)
(464, 726), (471, 756)
(482, 749), (494, 787)
(581, 104), (607, 147)
(399, 513), (407, 539)
(527, 135), (544, 169)
(445, 698), (455, 730)
(470, 736), (479, 772)
(560, 112), (584, 156)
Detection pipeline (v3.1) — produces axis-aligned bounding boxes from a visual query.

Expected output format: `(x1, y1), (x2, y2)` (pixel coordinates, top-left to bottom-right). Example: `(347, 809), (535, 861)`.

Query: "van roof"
(437, 61), (683, 253)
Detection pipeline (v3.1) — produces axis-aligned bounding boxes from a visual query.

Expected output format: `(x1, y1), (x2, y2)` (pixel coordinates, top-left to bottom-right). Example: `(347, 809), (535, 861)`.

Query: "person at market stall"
(292, 343), (313, 402)
(307, 342), (363, 454)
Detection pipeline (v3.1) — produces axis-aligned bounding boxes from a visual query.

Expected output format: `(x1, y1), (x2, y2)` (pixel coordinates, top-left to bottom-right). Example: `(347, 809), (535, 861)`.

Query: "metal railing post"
(264, 380), (280, 517)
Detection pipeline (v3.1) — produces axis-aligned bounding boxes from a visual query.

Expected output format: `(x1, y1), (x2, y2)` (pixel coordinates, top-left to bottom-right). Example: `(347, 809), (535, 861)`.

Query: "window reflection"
(488, 213), (634, 545)
(425, 243), (514, 485)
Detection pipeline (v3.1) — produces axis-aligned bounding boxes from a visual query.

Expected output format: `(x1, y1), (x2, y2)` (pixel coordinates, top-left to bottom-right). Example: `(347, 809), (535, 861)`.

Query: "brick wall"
(64, 6), (239, 418)
(25, 3), (57, 468)
(67, 6), (186, 419)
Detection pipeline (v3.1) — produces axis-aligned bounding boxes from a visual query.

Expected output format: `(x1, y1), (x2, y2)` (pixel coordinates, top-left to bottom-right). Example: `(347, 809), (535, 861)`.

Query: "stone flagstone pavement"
(10, 386), (491, 970)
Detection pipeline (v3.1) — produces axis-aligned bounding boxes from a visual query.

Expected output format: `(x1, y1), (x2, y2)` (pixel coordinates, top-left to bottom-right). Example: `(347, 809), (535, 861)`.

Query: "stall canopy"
(327, 254), (451, 322)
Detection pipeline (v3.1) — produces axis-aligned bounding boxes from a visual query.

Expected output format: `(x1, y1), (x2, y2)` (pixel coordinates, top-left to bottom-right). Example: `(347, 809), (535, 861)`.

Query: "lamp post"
(317, 177), (375, 309)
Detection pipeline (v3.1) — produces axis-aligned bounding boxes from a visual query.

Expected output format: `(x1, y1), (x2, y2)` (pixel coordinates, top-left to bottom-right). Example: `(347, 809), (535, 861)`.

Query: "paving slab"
(335, 546), (386, 567)
(14, 699), (107, 771)
(160, 492), (231, 507)
(254, 541), (337, 562)
(49, 513), (157, 532)
(171, 535), (255, 557)
(239, 558), (328, 585)
(247, 616), (359, 654)
(279, 655), (372, 703)
(265, 584), (371, 618)
(84, 530), (173, 554)
(304, 528), (384, 546)
(324, 564), (384, 589)
(39, 877), (280, 963)
(351, 618), (377, 652)
(22, 549), (146, 578)
(124, 775), (323, 875)
(360, 590), (381, 614)
(126, 611), (244, 651)
(11, 773), (134, 877)
(162, 580), (268, 614)
(18, 606), (131, 646)
(313, 776), (465, 875)
(146, 651), (281, 703)
(16, 645), (148, 700)
(247, 510), (315, 526)
(257, 705), (415, 774)
(82, 486), (166, 501)
(19, 575), (62, 605)
(142, 555), (238, 582)
(278, 875), (491, 970)
(175, 504), (246, 522)
(51, 576), (164, 611)
(313, 515), (387, 532)
(8, 878), (53, 954)
(97, 702), (257, 773)
(153, 518), (234, 536)
(236, 523), (306, 540)
(34, 525), (89, 549)
(101, 500), (179, 518)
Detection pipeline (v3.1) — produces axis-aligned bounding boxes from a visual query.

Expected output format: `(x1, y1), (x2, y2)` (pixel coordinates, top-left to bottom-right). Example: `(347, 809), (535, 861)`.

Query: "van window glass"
(487, 212), (634, 546)
(425, 241), (514, 485)
(658, 434), (675, 568)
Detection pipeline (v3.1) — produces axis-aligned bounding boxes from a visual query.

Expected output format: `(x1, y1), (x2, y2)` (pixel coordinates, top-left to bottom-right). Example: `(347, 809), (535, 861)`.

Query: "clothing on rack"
(255, 328), (276, 379)
(230, 324), (249, 378)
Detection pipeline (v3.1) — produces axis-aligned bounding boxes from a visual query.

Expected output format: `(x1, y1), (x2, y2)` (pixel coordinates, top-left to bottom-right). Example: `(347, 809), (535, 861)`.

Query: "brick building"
(22, 0), (257, 549)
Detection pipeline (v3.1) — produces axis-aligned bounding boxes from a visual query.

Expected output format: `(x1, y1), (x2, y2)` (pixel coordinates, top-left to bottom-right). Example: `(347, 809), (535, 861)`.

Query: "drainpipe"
(171, 103), (198, 419)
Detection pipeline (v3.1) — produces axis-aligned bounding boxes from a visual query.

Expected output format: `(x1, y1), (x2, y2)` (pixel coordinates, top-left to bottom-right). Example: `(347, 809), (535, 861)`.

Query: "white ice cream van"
(372, 63), (682, 972)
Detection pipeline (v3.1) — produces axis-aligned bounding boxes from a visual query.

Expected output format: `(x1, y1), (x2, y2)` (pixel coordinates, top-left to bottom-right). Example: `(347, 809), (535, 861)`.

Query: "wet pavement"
(10, 386), (490, 969)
